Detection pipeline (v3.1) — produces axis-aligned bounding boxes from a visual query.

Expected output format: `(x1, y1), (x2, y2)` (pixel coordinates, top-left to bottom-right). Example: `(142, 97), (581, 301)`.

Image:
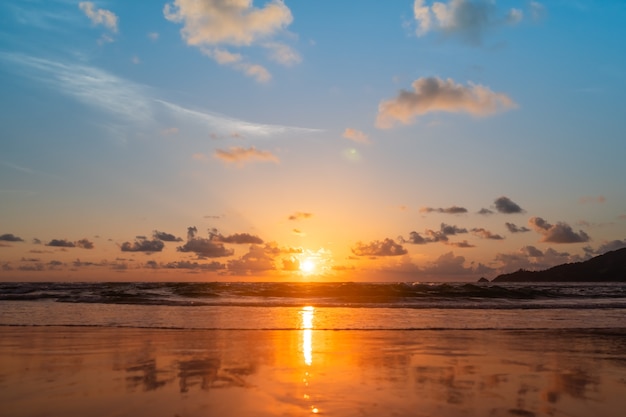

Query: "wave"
(1, 281), (625, 309)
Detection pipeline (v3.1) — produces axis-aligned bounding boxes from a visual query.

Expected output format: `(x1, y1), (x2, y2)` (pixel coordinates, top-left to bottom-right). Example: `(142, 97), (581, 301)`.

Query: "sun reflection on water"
(301, 306), (314, 366)
(299, 306), (318, 413)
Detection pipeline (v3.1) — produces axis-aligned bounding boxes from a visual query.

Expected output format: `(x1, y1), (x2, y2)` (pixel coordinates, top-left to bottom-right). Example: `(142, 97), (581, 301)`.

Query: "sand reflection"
(1, 326), (626, 416)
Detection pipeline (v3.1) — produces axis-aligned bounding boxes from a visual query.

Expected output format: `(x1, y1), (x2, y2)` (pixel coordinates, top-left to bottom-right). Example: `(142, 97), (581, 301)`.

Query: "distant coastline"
(490, 248), (626, 283)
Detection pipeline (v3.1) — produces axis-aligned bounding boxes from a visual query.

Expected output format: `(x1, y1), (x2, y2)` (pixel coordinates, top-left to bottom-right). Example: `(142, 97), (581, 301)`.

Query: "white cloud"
(1, 53), (151, 123)
(163, 0), (292, 46)
(0, 52), (319, 138)
(155, 99), (320, 137)
(376, 76), (516, 128)
(79, 2), (118, 33)
(413, 0), (432, 36)
(164, 0), (298, 82)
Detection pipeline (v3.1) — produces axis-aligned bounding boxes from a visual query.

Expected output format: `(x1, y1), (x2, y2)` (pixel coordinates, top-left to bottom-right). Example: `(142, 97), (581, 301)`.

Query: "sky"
(1, 0), (626, 282)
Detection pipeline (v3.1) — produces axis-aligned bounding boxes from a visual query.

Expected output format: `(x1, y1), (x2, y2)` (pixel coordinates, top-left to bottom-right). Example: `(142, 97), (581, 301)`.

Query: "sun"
(300, 258), (316, 274)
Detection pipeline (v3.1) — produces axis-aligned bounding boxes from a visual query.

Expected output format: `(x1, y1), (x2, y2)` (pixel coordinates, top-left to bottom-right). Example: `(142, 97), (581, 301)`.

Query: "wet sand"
(1, 326), (625, 417)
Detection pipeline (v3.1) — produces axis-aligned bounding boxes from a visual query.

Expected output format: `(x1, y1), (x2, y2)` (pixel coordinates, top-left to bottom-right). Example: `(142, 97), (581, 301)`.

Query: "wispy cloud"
(0, 53), (151, 123)
(156, 99), (320, 137)
(376, 77), (516, 128)
(0, 53), (319, 139)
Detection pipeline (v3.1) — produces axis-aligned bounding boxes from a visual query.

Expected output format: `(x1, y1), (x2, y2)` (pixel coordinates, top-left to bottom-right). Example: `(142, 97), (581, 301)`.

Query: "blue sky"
(1, 0), (625, 281)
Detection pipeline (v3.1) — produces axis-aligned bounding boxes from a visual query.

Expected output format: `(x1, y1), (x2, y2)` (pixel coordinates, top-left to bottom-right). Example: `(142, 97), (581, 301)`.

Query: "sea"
(1, 281), (625, 330)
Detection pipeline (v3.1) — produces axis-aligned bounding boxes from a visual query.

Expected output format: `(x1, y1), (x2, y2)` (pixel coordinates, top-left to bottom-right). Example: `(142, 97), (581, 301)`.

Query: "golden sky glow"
(1, 1), (626, 282)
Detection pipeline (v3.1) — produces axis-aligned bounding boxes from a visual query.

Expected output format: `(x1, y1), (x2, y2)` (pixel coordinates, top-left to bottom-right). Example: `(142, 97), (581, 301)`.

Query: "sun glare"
(300, 258), (316, 274)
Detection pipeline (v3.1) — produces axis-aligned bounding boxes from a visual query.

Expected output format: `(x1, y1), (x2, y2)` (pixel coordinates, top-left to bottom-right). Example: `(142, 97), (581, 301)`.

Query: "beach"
(1, 326), (625, 417)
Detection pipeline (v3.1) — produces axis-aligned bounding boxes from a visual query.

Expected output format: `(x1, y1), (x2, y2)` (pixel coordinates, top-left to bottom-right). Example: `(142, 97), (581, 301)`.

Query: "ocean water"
(1, 281), (625, 330)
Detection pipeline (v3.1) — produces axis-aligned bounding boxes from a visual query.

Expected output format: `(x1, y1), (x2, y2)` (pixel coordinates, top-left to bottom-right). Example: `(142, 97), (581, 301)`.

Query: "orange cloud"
(376, 77), (516, 128)
(214, 146), (279, 165)
(79, 2), (118, 33)
(288, 212), (313, 221)
(164, 0), (296, 82)
(342, 128), (370, 144)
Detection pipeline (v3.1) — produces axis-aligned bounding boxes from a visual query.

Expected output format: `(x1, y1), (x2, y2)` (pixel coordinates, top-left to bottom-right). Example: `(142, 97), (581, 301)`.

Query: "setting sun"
(300, 258), (316, 274)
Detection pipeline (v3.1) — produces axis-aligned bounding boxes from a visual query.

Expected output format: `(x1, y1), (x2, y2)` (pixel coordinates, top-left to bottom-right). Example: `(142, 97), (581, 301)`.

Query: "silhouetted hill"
(492, 248), (626, 282)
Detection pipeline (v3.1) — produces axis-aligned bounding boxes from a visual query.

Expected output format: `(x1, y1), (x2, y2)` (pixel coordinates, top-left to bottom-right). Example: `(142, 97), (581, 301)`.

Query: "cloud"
(201, 48), (272, 82)
(440, 223), (468, 235)
(420, 205), (468, 214)
(530, 1), (547, 21)
(75, 238), (95, 249)
(264, 42), (302, 66)
(164, 0), (292, 46)
(0, 233), (24, 242)
(214, 146), (279, 165)
(177, 228), (234, 258)
(528, 217), (590, 243)
(120, 239), (165, 252)
(0, 54), (152, 124)
(342, 128), (370, 144)
(46, 239), (76, 248)
(164, 261), (225, 271)
(0, 53), (320, 140)
(421, 251), (475, 276)
(471, 228), (504, 240)
(505, 222), (530, 233)
(405, 231), (428, 244)
(208, 228), (264, 244)
(157, 99), (320, 137)
(164, 0), (296, 81)
(413, 0), (524, 45)
(446, 240), (475, 248)
(352, 238), (408, 257)
(148, 32), (159, 41)
(584, 239), (626, 256)
(494, 245), (579, 273)
(376, 77), (516, 128)
(403, 223), (467, 245)
(579, 195), (606, 204)
(153, 230), (183, 242)
(477, 208), (494, 215)
(288, 212), (313, 221)
(79, 2), (118, 33)
(227, 244), (280, 273)
(494, 196), (524, 214)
